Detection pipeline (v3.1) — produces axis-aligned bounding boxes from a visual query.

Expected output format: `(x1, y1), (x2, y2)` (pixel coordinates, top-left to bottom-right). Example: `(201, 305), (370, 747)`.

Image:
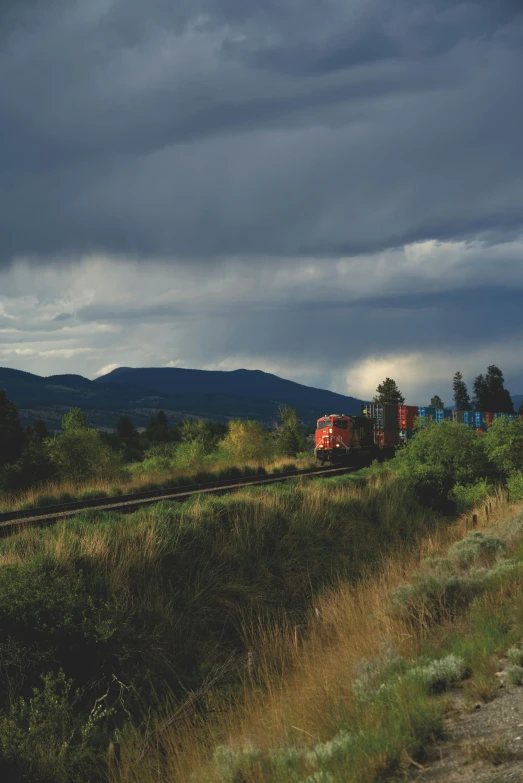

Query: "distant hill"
(512, 394), (523, 412)
(96, 366), (363, 413)
(0, 366), (365, 431)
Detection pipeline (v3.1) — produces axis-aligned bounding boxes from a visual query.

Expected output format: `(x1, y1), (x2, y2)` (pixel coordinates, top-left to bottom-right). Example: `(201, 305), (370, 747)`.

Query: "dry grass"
(117, 490), (518, 782)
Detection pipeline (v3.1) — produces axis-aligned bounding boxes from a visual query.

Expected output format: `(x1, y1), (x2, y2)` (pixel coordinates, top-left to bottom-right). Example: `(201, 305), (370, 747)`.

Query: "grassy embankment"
(0, 466), (450, 782)
(0, 454), (315, 513)
(121, 487), (523, 783)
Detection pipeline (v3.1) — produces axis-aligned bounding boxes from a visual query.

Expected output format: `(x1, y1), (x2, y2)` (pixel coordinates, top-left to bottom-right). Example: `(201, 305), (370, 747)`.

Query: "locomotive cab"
(314, 414), (351, 463)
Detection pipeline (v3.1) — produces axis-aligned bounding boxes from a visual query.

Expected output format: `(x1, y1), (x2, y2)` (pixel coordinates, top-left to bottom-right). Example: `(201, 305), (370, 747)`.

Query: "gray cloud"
(2, 242), (523, 405)
(1, 0), (522, 261)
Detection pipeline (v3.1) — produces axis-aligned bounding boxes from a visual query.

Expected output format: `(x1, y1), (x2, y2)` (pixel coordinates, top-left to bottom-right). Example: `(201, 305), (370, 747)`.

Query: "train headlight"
(335, 444), (340, 448)
(329, 428), (333, 433)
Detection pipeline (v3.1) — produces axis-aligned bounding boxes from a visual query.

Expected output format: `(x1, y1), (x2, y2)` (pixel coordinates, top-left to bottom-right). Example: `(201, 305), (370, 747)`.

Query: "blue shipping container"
(418, 407), (438, 421)
(494, 413), (518, 421)
(464, 411), (474, 426)
(474, 412), (487, 428)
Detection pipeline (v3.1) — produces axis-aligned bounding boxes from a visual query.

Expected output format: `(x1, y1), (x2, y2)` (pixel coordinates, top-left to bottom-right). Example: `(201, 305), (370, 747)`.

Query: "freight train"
(314, 405), (518, 464)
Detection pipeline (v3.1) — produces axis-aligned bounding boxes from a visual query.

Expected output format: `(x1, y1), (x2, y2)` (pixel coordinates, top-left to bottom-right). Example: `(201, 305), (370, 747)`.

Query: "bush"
(448, 480), (491, 513)
(34, 494), (59, 508)
(393, 421), (491, 508)
(77, 490), (108, 501)
(219, 420), (274, 463)
(483, 418), (523, 476)
(507, 647), (523, 666)
(409, 654), (467, 693)
(507, 471), (523, 501)
(448, 531), (507, 569)
(504, 665), (523, 686)
(0, 671), (104, 783)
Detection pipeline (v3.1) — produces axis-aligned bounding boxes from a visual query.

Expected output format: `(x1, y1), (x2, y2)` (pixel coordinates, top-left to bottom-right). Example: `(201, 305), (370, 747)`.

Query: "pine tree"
(472, 374), (488, 411)
(453, 371), (471, 411)
(430, 395), (444, 409)
(0, 389), (24, 469)
(373, 378), (405, 405)
(484, 365), (514, 413)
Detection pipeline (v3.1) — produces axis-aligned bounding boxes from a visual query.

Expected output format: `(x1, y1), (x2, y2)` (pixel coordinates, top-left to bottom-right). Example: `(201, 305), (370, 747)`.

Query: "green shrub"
(448, 480), (491, 513)
(34, 494), (59, 508)
(0, 671), (105, 783)
(483, 418), (523, 476)
(507, 471), (523, 501)
(393, 421), (491, 508)
(77, 490), (108, 501)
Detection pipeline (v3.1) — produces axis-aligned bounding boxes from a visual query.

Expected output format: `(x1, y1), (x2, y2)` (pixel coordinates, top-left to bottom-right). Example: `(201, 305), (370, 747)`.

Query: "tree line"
(373, 364), (517, 413)
(0, 390), (309, 494)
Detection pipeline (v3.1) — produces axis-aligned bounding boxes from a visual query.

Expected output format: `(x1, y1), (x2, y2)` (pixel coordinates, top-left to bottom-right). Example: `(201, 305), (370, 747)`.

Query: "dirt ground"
(399, 667), (523, 782)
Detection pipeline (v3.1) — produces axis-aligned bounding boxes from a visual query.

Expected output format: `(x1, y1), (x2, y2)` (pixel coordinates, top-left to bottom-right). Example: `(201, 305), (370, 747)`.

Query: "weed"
(470, 737), (514, 766)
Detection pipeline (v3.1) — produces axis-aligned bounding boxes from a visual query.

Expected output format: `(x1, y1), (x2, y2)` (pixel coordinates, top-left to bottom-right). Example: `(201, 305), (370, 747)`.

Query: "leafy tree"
(276, 406), (307, 457)
(219, 420), (274, 462)
(177, 418), (225, 456)
(394, 421), (491, 508)
(519, 400), (523, 416)
(48, 417), (122, 483)
(1, 439), (56, 491)
(430, 395), (444, 409)
(452, 371), (471, 411)
(61, 408), (88, 432)
(373, 378), (405, 405)
(0, 389), (24, 469)
(482, 417), (523, 476)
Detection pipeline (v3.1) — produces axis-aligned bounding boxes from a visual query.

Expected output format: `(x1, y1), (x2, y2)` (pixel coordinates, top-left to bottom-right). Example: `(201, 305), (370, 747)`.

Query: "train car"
(314, 414), (374, 463)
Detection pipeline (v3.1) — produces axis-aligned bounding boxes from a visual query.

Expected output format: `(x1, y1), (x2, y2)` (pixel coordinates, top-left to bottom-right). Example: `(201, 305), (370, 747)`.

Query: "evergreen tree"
(484, 365), (514, 413)
(430, 395), (444, 409)
(0, 389), (24, 469)
(373, 378), (405, 405)
(472, 374), (488, 411)
(117, 415), (137, 442)
(452, 371), (471, 411)
(472, 366), (514, 413)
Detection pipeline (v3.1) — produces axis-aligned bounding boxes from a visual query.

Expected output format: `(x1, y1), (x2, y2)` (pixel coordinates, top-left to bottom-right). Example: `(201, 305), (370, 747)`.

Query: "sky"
(1, 0), (522, 405)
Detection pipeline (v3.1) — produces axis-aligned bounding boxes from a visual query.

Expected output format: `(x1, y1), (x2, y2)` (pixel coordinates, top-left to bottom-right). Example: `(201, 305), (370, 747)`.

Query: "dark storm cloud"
(1, 0), (522, 262)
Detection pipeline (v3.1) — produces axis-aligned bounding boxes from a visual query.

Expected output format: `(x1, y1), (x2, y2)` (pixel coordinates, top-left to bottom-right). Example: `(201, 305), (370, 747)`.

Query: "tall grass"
(116, 489), (521, 782)
(0, 454), (315, 512)
(0, 471), (444, 781)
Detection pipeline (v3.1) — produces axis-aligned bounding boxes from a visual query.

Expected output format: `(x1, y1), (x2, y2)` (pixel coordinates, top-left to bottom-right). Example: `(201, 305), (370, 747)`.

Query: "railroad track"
(0, 463), (365, 538)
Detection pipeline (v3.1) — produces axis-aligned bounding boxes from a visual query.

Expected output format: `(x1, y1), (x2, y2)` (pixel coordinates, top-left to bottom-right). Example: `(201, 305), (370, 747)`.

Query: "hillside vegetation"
(0, 415), (523, 780)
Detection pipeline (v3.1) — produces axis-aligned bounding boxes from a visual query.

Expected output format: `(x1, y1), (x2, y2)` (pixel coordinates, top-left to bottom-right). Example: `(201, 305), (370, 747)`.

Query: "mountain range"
(0, 366), (366, 431)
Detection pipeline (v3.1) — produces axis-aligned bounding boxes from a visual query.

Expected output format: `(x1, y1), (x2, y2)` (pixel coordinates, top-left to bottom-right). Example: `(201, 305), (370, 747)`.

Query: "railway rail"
(0, 462), (370, 538)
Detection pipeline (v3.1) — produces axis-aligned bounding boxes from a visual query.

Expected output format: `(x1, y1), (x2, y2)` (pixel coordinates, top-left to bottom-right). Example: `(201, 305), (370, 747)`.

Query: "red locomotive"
(314, 414), (375, 463)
